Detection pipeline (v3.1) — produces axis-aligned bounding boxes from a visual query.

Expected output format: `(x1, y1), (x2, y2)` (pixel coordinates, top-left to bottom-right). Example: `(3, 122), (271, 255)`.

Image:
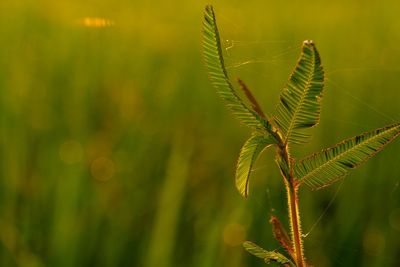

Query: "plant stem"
(285, 180), (305, 267)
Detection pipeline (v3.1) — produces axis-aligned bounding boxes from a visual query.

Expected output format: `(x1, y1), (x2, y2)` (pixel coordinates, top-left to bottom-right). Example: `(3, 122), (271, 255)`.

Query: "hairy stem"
(285, 180), (305, 267)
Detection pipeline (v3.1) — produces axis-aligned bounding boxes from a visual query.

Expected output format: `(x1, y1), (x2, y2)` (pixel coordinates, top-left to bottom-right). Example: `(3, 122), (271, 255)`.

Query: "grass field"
(1, 1), (400, 266)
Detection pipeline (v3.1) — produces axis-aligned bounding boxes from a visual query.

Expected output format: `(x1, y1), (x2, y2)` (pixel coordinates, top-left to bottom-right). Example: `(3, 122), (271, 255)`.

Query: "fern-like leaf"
(236, 134), (274, 197)
(274, 40), (324, 148)
(296, 123), (400, 189)
(203, 5), (273, 133)
(243, 241), (295, 267)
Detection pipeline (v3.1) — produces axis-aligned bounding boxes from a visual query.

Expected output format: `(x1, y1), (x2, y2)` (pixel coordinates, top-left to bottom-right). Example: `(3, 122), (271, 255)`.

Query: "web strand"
(225, 39), (293, 54)
(326, 78), (396, 123)
(223, 37), (397, 125)
(302, 179), (345, 238)
(225, 42), (302, 69)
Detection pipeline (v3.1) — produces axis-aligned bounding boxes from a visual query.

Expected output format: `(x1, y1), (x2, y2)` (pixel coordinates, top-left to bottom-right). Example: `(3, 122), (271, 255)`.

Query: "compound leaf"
(203, 5), (273, 134)
(274, 40), (324, 150)
(296, 123), (400, 189)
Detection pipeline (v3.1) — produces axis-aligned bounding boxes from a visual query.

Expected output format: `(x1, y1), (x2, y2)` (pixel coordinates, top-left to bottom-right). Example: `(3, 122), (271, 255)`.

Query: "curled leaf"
(236, 134), (275, 197)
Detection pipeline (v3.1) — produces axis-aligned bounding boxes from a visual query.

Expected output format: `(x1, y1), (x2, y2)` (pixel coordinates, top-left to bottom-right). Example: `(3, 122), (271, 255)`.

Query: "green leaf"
(295, 123), (400, 189)
(202, 5), (273, 133)
(236, 134), (274, 197)
(243, 241), (295, 267)
(274, 40), (324, 149)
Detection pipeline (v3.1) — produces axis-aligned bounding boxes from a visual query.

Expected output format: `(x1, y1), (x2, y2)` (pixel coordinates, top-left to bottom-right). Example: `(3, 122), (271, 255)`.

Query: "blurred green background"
(1, 0), (400, 266)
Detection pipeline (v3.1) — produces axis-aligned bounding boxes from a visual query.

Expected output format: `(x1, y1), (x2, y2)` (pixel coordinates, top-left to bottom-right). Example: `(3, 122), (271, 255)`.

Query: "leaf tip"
(205, 4), (214, 13)
(242, 240), (251, 247)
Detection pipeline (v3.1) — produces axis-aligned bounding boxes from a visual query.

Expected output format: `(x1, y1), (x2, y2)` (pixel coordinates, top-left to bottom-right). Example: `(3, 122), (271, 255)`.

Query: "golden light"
(77, 17), (115, 28)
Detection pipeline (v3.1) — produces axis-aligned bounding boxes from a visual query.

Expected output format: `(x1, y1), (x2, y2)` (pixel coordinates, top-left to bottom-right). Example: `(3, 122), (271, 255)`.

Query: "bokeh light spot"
(77, 17), (115, 28)
(389, 208), (400, 231)
(223, 223), (246, 247)
(363, 228), (385, 256)
(90, 157), (115, 181)
(59, 140), (84, 164)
